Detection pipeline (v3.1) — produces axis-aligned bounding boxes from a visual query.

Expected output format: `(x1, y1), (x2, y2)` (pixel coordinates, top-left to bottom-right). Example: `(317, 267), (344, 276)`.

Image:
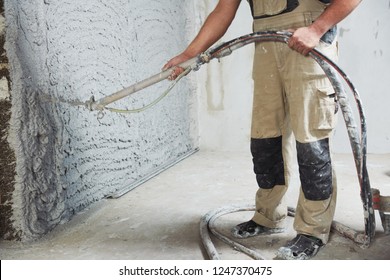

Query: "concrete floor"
(1, 151), (390, 260)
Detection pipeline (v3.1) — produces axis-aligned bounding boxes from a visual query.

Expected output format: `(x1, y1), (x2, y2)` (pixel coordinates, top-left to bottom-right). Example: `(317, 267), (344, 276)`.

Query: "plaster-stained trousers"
(249, 0), (338, 244)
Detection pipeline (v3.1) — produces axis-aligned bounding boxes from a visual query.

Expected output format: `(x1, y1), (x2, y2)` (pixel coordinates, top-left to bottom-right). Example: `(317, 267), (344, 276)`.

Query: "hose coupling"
(85, 95), (104, 112)
(85, 95), (96, 111)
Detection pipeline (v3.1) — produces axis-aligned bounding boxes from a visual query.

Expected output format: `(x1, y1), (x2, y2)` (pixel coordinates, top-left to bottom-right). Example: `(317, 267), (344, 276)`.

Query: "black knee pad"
(251, 137), (285, 189)
(296, 138), (333, 201)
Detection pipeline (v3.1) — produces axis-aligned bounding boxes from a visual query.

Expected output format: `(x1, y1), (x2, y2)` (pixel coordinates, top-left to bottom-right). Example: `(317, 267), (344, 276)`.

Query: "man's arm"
(163, 0), (241, 79)
(288, 0), (362, 55)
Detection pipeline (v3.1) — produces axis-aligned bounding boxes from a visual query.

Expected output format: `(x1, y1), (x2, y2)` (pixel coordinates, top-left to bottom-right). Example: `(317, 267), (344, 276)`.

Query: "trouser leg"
(251, 121), (295, 228)
(251, 137), (288, 228)
(293, 138), (337, 244)
(283, 39), (338, 244)
(250, 41), (294, 228)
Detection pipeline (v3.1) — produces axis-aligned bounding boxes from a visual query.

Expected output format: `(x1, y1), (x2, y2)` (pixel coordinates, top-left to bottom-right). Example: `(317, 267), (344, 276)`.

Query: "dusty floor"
(0, 151), (389, 260)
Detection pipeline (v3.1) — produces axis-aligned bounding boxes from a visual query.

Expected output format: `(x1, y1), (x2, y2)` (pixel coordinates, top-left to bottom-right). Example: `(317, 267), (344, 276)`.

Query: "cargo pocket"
(313, 87), (337, 131)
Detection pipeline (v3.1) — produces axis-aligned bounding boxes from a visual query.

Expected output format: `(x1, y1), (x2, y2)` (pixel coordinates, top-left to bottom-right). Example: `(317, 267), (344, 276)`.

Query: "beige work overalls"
(250, 0), (338, 243)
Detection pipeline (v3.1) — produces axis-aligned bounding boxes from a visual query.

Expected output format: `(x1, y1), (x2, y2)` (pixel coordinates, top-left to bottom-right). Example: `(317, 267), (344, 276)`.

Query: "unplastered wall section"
(195, 0), (253, 151)
(196, 0), (390, 154)
(0, 0), (16, 240)
(3, 0), (198, 240)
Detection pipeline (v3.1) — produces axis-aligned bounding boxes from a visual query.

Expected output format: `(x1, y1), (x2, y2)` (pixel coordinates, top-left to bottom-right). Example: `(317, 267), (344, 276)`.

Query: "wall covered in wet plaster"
(3, 0), (198, 240)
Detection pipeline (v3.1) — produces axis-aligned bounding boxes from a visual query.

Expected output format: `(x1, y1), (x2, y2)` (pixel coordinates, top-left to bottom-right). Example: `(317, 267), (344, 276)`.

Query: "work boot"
(276, 234), (324, 260)
(231, 220), (284, 239)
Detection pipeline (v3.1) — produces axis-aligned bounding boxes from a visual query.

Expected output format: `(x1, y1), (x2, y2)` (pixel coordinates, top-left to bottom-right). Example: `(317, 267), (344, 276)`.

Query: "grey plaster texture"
(3, 0), (197, 240)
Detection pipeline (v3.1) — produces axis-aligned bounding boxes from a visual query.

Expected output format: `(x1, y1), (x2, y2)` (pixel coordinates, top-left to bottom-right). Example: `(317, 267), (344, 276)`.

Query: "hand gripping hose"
(85, 31), (375, 258)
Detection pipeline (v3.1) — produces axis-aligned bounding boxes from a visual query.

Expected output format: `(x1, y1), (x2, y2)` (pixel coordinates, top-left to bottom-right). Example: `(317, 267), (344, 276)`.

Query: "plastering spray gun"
(85, 31), (378, 258)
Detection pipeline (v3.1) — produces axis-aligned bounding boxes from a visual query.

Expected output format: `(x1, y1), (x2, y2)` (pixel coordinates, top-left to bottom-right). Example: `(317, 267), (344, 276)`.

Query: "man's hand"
(287, 0), (362, 56)
(162, 0), (240, 80)
(162, 52), (193, 80)
(287, 26), (322, 56)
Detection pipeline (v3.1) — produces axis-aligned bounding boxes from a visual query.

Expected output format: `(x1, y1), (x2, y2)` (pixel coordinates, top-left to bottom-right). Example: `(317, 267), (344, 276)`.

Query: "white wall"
(195, 0), (254, 152)
(196, 0), (390, 154)
(335, 0), (390, 154)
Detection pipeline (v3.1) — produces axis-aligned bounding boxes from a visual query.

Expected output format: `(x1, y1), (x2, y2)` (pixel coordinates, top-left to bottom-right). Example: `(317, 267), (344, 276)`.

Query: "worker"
(163, 0), (362, 260)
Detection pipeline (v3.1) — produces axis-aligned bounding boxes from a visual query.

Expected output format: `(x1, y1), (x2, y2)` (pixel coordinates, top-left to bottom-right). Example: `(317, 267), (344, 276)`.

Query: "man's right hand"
(162, 52), (193, 81)
(162, 0), (241, 81)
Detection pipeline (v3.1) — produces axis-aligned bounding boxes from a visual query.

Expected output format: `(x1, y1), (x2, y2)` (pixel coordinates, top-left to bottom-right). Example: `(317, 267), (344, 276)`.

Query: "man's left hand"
(288, 27), (322, 56)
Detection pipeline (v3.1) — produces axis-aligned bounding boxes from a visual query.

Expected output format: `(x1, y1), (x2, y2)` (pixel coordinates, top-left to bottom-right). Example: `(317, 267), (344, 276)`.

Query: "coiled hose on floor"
(196, 31), (375, 260)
